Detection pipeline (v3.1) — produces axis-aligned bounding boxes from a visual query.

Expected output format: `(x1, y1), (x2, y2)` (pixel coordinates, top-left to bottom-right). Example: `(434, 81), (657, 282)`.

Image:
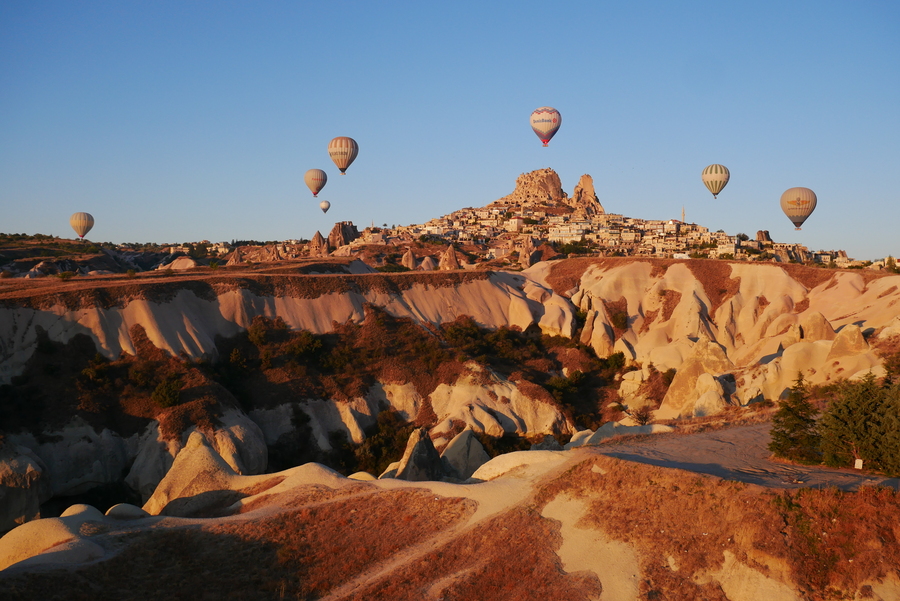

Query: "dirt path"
(590, 423), (900, 491)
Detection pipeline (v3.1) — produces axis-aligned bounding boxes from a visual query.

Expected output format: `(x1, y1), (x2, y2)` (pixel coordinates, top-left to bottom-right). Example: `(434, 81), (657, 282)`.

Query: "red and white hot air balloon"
(530, 107), (561, 146)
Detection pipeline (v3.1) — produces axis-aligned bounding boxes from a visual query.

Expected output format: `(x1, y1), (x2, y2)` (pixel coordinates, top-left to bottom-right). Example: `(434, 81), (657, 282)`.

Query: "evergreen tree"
(818, 372), (900, 474)
(768, 374), (820, 463)
(878, 382), (900, 476)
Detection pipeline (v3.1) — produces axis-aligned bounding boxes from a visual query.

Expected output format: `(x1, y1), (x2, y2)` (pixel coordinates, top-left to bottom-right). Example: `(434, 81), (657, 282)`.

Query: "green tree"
(768, 374), (820, 463)
(151, 375), (183, 408)
(819, 372), (900, 474)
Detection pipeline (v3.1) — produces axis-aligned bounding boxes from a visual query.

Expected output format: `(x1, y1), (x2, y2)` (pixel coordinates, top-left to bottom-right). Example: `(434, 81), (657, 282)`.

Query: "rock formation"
(401, 248), (416, 270)
(519, 236), (539, 268)
(418, 256), (437, 271)
(756, 230), (772, 243)
(497, 168), (567, 206)
(142, 431), (238, 516)
(439, 245), (461, 270)
(327, 221), (360, 250)
(161, 256), (198, 271)
(440, 429), (490, 480)
(309, 231), (328, 256)
(569, 174), (605, 216)
(0, 443), (51, 534)
(225, 246), (244, 266)
(393, 428), (444, 482)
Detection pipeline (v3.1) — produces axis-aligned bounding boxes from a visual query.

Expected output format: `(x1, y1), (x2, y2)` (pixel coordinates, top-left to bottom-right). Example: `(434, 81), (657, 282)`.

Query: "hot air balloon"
(780, 187), (817, 230)
(69, 212), (94, 240)
(328, 137), (358, 174)
(701, 164), (730, 198)
(530, 107), (561, 147)
(319, 200), (331, 214)
(304, 169), (327, 197)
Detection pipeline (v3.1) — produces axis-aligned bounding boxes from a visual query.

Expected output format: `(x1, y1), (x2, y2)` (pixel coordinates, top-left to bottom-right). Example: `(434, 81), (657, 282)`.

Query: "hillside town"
(221, 168), (881, 272)
(1, 168), (895, 279)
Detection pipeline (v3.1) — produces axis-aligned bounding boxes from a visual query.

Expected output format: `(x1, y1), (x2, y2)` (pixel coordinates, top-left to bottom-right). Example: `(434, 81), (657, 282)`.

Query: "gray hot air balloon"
(780, 187), (817, 230)
(701, 164), (730, 198)
(69, 212), (94, 239)
(304, 169), (327, 197)
(328, 137), (358, 174)
(319, 200), (331, 214)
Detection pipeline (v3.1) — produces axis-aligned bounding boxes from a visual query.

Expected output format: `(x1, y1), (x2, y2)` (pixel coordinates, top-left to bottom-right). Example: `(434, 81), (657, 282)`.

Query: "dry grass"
(536, 455), (900, 601)
(878, 285), (898, 299)
(346, 506), (602, 601)
(5, 454), (900, 600)
(776, 263), (838, 291)
(660, 290), (682, 322)
(684, 260), (740, 315)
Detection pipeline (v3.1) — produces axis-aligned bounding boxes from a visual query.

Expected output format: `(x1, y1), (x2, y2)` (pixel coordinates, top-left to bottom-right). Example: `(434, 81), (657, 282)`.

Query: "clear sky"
(2, 1), (898, 259)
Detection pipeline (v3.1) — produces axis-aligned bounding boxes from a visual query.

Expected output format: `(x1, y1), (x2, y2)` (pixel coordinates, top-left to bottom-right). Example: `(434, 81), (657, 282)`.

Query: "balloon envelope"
(530, 107), (561, 146)
(69, 212), (94, 239)
(780, 187), (817, 230)
(319, 200), (331, 214)
(328, 137), (358, 174)
(701, 164), (730, 198)
(304, 169), (327, 197)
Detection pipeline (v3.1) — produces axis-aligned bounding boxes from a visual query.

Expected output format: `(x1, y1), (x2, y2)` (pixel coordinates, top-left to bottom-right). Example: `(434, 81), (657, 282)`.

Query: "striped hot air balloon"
(780, 187), (817, 230)
(328, 137), (358, 174)
(701, 164), (730, 198)
(304, 169), (327, 197)
(69, 212), (94, 239)
(530, 107), (561, 147)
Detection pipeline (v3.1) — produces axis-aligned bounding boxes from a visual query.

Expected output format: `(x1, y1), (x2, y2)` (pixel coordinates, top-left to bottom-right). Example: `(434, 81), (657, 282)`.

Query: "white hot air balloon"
(328, 137), (358, 174)
(780, 187), (817, 230)
(69, 212), (94, 240)
(304, 169), (327, 197)
(530, 107), (561, 146)
(701, 164), (730, 198)
(319, 200), (331, 214)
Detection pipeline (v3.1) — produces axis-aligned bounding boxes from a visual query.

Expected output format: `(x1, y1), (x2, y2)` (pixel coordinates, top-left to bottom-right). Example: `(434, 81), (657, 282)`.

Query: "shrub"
(632, 404), (654, 425)
(375, 263), (410, 273)
(609, 309), (628, 331)
(286, 330), (323, 360)
(126, 269), (137, 279)
(57, 271), (76, 281)
(151, 375), (183, 408)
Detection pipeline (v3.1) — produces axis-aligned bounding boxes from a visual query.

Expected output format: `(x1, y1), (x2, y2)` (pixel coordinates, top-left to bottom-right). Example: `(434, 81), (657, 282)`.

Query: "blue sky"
(2, 1), (898, 259)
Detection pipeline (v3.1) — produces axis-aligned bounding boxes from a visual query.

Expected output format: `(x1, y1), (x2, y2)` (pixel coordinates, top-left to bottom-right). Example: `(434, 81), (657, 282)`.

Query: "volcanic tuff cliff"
(2, 259), (900, 533)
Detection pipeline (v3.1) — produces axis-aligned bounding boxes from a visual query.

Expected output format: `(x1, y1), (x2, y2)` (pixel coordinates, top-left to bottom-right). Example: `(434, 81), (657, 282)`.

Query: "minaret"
(681, 206), (685, 223)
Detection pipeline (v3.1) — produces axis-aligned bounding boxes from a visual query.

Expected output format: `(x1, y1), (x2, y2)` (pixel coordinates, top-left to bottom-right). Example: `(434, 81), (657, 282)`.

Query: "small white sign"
(854, 459), (864, 470)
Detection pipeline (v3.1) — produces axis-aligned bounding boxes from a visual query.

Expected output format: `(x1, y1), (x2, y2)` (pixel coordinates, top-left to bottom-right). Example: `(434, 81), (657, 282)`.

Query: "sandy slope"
(3, 427), (900, 600)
